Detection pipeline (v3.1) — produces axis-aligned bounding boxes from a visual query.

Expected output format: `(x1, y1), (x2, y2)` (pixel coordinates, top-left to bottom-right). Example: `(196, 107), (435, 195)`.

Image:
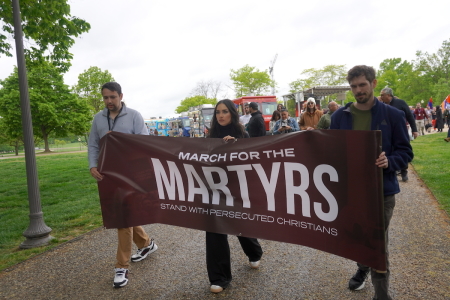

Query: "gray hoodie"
(88, 103), (148, 169)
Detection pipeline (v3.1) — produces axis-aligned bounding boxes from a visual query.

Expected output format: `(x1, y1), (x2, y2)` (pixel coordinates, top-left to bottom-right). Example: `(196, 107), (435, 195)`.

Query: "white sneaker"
(249, 260), (260, 269)
(113, 268), (128, 288)
(131, 239), (158, 262)
(210, 285), (224, 293)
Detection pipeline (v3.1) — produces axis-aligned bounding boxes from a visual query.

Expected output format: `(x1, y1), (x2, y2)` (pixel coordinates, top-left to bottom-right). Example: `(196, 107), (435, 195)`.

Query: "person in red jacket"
(413, 103), (428, 136)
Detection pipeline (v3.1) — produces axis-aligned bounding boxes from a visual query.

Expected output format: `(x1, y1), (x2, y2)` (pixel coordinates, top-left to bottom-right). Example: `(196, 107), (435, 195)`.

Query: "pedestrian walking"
(205, 99), (263, 294)
(88, 82), (158, 288)
(331, 65), (413, 300)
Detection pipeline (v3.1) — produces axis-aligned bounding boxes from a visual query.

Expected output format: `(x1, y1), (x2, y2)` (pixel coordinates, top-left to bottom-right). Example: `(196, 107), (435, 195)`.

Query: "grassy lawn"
(0, 153), (101, 270)
(0, 141), (87, 158)
(0, 134), (449, 272)
(410, 132), (450, 213)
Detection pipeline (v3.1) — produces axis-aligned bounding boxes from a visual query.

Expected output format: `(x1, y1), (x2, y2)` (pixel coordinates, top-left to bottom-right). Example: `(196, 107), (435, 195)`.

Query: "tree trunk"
(43, 130), (51, 152)
(15, 140), (19, 156)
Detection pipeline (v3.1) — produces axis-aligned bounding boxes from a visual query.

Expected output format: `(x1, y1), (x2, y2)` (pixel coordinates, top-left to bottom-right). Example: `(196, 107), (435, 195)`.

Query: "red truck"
(232, 96), (278, 131)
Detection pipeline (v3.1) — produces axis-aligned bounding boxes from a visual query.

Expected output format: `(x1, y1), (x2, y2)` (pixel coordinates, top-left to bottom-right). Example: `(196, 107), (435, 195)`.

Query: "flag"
(428, 97), (433, 109)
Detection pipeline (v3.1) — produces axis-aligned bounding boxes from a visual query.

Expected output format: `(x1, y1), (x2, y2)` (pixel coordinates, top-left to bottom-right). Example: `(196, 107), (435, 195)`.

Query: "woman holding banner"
(205, 99), (263, 293)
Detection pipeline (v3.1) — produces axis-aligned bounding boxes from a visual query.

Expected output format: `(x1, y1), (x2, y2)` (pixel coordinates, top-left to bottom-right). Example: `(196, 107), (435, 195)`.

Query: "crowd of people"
(88, 62), (450, 299)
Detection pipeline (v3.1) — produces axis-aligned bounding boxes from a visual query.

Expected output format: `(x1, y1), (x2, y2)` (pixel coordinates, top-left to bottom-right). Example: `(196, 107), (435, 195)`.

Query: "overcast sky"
(1, 0), (450, 118)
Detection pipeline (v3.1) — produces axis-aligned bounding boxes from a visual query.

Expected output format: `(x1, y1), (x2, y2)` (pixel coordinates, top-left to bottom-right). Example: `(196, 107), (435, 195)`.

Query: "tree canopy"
(230, 65), (274, 97)
(175, 95), (216, 114)
(374, 38), (450, 106)
(0, 62), (91, 152)
(289, 64), (347, 93)
(0, 0), (91, 72)
(72, 66), (115, 114)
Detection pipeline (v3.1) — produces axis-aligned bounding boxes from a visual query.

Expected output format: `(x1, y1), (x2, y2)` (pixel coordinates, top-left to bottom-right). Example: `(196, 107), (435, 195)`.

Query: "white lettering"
(252, 163), (281, 211)
(202, 166), (234, 206)
(183, 164), (209, 203)
(227, 165), (252, 208)
(285, 162), (310, 216)
(151, 158), (185, 201)
(313, 164), (339, 222)
(249, 151), (260, 160)
(178, 152), (190, 160)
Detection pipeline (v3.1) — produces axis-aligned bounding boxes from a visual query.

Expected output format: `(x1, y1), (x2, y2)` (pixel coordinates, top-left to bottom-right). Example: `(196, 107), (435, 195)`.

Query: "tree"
(72, 66), (115, 114)
(0, 0), (91, 72)
(413, 39), (450, 103)
(0, 117), (22, 155)
(190, 80), (223, 100)
(433, 78), (450, 104)
(230, 65), (274, 97)
(289, 64), (347, 93)
(0, 62), (92, 152)
(376, 58), (433, 105)
(175, 95), (217, 114)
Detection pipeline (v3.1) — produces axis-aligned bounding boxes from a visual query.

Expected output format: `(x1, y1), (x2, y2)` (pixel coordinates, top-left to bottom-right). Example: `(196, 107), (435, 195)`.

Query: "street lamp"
(12, 0), (52, 248)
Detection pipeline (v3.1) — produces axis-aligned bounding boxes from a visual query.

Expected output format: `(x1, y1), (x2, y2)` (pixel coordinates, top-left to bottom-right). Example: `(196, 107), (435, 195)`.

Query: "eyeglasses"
(308, 102), (315, 105)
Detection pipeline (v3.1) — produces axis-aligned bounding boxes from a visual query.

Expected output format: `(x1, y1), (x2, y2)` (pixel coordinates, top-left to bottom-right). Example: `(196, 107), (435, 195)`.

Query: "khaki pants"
(415, 119), (425, 135)
(116, 226), (150, 269)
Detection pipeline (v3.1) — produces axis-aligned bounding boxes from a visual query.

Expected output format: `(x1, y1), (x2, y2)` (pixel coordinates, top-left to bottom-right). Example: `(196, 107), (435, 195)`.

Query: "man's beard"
(354, 92), (372, 104)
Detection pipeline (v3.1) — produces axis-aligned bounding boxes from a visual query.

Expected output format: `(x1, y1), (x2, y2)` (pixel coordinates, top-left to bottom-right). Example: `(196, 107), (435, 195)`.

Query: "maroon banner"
(97, 130), (386, 270)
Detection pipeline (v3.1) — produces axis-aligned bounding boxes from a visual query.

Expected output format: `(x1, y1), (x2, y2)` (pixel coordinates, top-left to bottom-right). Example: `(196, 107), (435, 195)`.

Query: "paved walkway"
(0, 168), (449, 299)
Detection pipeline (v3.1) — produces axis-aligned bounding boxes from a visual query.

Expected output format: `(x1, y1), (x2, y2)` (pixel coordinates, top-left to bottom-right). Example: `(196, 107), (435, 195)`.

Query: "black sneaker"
(131, 238), (158, 262)
(349, 268), (369, 291)
(113, 268), (128, 288)
(401, 171), (408, 182)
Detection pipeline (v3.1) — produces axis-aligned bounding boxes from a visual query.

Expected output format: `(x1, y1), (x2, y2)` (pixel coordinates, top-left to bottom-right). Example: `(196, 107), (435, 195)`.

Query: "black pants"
(206, 232), (263, 287)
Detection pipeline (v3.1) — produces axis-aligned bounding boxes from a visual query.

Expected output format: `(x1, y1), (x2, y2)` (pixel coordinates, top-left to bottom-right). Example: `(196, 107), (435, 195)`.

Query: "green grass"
(0, 135), (449, 272)
(1, 141), (87, 157)
(0, 153), (101, 270)
(410, 132), (450, 213)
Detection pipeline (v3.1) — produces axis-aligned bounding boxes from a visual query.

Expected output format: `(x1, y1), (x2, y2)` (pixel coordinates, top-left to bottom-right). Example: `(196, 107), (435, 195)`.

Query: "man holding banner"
(331, 65), (413, 300)
(88, 82), (158, 288)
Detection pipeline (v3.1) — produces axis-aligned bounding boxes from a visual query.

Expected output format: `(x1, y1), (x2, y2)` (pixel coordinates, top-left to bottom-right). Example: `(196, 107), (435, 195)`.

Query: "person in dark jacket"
(205, 99), (263, 294)
(331, 65), (413, 300)
(435, 106), (444, 132)
(246, 102), (266, 137)
(379, 87), (416, 182)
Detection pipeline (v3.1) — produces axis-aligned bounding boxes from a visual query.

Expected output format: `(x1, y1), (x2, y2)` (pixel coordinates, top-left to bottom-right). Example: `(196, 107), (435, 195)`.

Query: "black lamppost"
(12, 0), (53, 248)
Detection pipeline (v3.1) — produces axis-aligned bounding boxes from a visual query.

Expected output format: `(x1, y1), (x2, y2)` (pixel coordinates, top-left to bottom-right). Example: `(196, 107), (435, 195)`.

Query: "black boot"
(401, 169), (408, 182)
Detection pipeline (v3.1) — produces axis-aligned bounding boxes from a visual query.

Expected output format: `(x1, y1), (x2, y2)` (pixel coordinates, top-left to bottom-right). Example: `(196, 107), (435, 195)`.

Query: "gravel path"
(1, 166), (449, 299)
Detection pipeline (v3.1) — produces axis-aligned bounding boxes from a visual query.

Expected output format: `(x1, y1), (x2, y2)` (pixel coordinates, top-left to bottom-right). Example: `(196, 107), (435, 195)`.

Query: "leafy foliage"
(72, 66), (115, 114)
(289, 64), (347, 93)
(175, 95), (217, 114)
(0, 62), (92, 152)
(230, 65), (274, 97)
(376, 39), (450, 105)
(0, 0), (91, 72)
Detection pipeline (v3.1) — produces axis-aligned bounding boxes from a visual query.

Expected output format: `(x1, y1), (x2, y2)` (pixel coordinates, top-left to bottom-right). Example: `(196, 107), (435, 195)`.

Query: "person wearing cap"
(246, 102), (266, 137)
(239, 103), (251, 126)
(299, 98), (323, 130)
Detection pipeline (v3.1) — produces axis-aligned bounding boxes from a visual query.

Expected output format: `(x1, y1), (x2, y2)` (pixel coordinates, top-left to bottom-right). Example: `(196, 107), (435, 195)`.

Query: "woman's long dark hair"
(208, 99), (245, 138)
(271, 110), (281, 121)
